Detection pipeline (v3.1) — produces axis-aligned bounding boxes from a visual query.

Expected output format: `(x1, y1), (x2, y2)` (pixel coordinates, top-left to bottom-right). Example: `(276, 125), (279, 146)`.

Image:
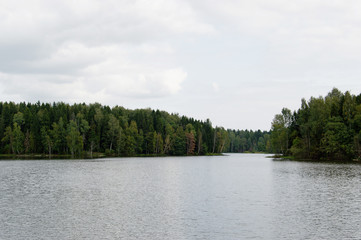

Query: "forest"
(271, 88), (361, 161)
(0, 102), (271, 157)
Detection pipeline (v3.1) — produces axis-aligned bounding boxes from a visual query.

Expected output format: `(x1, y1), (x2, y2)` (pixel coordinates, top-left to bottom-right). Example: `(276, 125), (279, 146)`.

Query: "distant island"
(271, 88), (361, 161)
(0, 102), (270, 158)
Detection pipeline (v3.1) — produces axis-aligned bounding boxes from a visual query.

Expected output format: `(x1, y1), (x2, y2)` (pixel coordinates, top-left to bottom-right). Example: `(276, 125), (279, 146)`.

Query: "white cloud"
(0, 0), (210, 101)
(212, 82), (219, 93)
(83, 65), (187, 98)
(0, 61), (187, 104)
(0, 0), (215, 46)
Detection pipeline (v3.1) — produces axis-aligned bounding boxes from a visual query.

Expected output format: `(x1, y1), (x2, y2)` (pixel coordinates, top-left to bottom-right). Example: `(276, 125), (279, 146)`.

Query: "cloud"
(0, 0), (213, 102)
(0, 40), (187, 103)
(195, 1), (361, 86)
(0, 0), (215, 45)
(0, 67), (186, 104)
(212, 82), (219, 93)
(84, 65), (187, 98)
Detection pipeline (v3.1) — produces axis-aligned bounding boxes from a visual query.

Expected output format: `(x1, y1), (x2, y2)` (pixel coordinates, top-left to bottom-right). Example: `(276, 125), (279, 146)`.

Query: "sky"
(1, 0), (361, 131)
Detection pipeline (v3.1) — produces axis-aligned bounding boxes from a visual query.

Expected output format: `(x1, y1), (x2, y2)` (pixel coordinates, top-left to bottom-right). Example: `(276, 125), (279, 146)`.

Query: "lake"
(0, 154), (361, 239)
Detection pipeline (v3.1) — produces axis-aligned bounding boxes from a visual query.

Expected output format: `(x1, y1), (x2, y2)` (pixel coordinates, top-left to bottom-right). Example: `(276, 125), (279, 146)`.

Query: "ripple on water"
(0, 154), (360, 239)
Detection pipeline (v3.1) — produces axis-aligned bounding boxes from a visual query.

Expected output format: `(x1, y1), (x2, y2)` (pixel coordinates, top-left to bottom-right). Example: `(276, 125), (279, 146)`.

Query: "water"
(0, 154), (361, 239)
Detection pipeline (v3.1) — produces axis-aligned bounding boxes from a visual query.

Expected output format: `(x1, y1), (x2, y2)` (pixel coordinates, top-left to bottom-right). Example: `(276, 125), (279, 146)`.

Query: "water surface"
(0, 154), (360, 239)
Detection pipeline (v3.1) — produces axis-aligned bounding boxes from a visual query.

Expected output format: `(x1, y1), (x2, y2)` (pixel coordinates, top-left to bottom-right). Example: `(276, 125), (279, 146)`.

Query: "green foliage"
(225, 129), (271, 153)
(320, 117), (353, 160)
(66, 120), (83, 158)
(41, 127), (53, 156)
(107, 114), (120, 151)
(2, 126), (13, 154)
(12, 123), (24, 154)
(270, 109), (291, 154)
(13, 112), (25, 126)
(0, 101), (268, 157)
(272, 88), (361, 161)
(172, 126), (186, 155)
(120, 121), (138, 156)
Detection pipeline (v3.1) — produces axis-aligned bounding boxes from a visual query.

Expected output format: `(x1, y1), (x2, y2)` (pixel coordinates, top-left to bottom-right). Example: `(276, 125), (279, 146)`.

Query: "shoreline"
(0, 152), (226, 160)
(270, 154), (361, 164)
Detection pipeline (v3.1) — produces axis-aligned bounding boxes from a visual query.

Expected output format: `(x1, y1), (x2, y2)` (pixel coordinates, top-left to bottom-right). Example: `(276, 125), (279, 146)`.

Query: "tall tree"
(185, 124), (196, 155)
(12, 123), (24, 154)
(41, 127), (53, 157)
(1, 126), (13, 154)
(270, 108), (292, 154)
(66, 120), (83, 158)
(107, 114), (120, 152)
(172, 126), (186, 155)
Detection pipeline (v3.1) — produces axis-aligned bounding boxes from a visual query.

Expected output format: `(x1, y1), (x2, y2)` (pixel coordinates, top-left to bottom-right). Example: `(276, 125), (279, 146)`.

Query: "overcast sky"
(1, 0), (361, 130)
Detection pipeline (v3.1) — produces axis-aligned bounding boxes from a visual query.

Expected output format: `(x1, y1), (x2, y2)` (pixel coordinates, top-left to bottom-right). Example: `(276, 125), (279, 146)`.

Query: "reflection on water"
(0, 154), (360, 239)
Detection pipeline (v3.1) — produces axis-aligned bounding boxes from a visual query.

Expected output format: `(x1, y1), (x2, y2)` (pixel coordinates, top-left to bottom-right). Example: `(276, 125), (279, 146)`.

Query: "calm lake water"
(1, 154), (361, 240)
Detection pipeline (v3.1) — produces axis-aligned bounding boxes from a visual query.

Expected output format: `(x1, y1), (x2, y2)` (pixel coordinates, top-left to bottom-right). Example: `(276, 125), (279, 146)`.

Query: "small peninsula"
(271, 88), (361, 161)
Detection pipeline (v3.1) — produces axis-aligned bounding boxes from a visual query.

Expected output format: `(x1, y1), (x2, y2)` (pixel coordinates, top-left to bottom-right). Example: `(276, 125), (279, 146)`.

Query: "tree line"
(0, 102), (270, 157)
(271, 88), (361, 161)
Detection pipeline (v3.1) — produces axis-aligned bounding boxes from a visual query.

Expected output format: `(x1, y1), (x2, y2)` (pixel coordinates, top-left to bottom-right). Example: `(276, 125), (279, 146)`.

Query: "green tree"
(320, 117), (353, 160)
(270, 109), (292, 154)
(155, 133), (163, 154)
(51, 118), (67, 154)
(94, 107), (104, 151)
(66, 120), (83, 158)
(41, 127), (53, 157)
(119, 121), (138, 156)
(163, 123), (174, 154)
(216, 128), (228, 153)
(185, 124), (196, 155)
(77, 114), (90, 150)
(257, 137), (266, 152)
(276, 88), (361, 161)
(342, 91), (356, 129)
(1, 126), (13, 154)
(13, 112), (25, 126)
(24, 130), (31, 153)
(107, 114), (120, 152)
(0, 100), (276, 157)
(197, 129), (202, 155)
(12, 123), (24, 154)
(136, 129), (144, 154)
(172, 126), (186, 155)
(88, 123), (97, 158)
(145, 131), (156, 154)
(128, 121), (140, 155)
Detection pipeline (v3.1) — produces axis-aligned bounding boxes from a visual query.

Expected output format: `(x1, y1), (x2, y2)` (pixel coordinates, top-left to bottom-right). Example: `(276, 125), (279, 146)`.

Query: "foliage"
(271, 88), (361, 161)
(226, 129), (272, 153)
(0, 101), (270, 157)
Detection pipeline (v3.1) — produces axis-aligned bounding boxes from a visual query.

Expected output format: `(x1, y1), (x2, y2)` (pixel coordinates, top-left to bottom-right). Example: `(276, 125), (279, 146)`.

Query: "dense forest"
(0, 102), (271, 157)
(271, 88), (361, 161)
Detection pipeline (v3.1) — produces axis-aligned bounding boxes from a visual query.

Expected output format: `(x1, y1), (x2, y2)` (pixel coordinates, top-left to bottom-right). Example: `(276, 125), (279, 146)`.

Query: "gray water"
(0, 154), (360, 240)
